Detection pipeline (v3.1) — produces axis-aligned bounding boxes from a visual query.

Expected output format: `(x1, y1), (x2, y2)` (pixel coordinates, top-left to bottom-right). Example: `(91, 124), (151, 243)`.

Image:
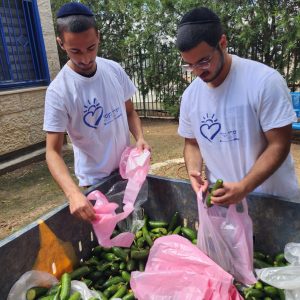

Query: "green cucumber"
(254, 258), (273, 269)
(69, 266), (92, 280)
(122, 292), (135, 300)
(171, 225), (182, 235)
(111, 247), (128, 261)
(142, 225), (153, 247)
(69, 291), (82, 300)
(59, 273), (71, 300)
(130, 249), (149, 260)
(181, 227), (197, 241)
(121, 271), (131, 282)
(264, 286), (278, 297)
(148, 220), (168, 228)
(167, 212), (180, 232)
(207, 179), (223, 207)
(101, 276), (124, 289)
(26, 287), (48, 300)
(110, 284), (128, 299)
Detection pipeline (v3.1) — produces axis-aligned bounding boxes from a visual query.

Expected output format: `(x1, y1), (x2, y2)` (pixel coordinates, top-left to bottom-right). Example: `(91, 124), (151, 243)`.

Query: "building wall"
(0, 0), (60, 157)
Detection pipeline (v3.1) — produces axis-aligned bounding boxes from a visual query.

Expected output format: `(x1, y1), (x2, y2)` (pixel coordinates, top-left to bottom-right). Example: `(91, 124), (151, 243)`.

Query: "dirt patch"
(0, 119), (300, 240)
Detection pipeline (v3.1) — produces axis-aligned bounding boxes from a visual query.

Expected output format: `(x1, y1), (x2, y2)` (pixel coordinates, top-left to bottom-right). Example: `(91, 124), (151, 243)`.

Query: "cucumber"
(255, 281), (264, 290)
(86, 270), (103, 282)
(101, 276), (124, 289)
(110, 284), (127, 299)
(91, 245), (103, 257)
(181, 227), (197, 241)
(103, 284), (119, 297)
(121, 271), (131, 283)
(102, 252), (119, 262)
(278, 289), (285, 300)
(135, 230), (143, 239)
(122, 292), (135, 300)
(171, 225), (182, 235)
(59, 273), (71, 300)
(119, 261), (127, 270)
(69, 291), (82, 300)
(148, 220), (168, 228)
(69, 266), (92, 280)
(126, 259), (136, 271)
(244, 288), (264, 299)
(26, 287), (48, 300)
(46, 284), (61, 296)
(111, 247), (128, 261)
(264, 286), (278, 297)
(151, 227), (168, 235)
(142, 225), (153, 247)
(254, 258), (273, 269)
(130, 249), (149, 260)
(38, 296), (55, 300)
(167, 212), (180, 232)
(82, 278), (93, 288)
(207, 179), (223, 207)
(138, 260), (145, 271)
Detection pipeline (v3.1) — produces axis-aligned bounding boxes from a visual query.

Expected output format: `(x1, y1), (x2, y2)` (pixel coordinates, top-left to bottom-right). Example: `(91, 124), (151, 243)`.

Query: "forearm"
(127, 109), (144, 141)
(46, 149), (81, 200)
(184, 139), (203, 175)
(241, 142), (290, 194)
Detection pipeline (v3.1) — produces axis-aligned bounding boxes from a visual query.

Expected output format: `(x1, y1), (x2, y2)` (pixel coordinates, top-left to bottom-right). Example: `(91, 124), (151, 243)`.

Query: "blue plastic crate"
(291, 92), (300, 116)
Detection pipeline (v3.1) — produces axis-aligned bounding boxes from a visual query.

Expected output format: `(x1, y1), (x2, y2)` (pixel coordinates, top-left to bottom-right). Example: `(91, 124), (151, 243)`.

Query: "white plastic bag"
(256, 243), (300, 300)
(8, 270), (112, 300)
(7, 270), (58, 300)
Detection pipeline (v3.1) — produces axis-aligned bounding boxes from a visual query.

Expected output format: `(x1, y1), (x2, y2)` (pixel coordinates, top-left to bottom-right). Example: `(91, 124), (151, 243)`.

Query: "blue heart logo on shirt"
(83, 99), (103, 129)
(200, 122), (221, 142)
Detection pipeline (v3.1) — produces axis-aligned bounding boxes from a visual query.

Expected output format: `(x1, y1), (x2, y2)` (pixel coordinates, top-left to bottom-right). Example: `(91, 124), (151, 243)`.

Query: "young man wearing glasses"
(176, 7), (299, 204)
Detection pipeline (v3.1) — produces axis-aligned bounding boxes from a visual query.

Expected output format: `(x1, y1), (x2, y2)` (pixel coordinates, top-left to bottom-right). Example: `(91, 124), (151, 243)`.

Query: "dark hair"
(57, 15), (98, 39)
(176, 7), (223, 52)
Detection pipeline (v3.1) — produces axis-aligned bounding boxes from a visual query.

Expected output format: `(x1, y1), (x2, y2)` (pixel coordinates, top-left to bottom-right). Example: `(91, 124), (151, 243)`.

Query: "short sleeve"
(43, 88), (68, 132)
(258, 71), (297, 132)
(110, 61), (136, 102)
(178, 93), (195, 139)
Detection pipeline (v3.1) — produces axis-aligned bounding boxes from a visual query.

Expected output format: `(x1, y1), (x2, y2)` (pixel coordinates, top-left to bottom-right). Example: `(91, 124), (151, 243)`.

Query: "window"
(0, 0), (50, 90)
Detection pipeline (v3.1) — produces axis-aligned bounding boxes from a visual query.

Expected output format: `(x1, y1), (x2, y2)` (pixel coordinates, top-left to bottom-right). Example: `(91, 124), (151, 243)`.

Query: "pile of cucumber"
(25, 212), (289, 300)
(25, 212), (197, 300)
(238, 251), (288, 300)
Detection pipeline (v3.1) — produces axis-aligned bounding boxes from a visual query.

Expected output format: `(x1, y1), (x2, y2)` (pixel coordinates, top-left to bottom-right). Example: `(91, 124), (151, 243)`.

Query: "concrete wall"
(0, 0), (60, 157)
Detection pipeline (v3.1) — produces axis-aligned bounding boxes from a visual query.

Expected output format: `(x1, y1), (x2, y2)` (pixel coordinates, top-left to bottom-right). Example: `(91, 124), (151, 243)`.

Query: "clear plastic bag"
(197, 191), (257, 285)
(7, 270), (58, 300)
(256, 243), (300, 300)
(7, 271), (107, 300)
(130, 235), (243, 300)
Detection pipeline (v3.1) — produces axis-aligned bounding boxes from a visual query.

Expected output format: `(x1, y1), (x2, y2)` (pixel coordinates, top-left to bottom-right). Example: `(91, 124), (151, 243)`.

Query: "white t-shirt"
(44, 57), (136, 186)
(178, 55), (299, 199)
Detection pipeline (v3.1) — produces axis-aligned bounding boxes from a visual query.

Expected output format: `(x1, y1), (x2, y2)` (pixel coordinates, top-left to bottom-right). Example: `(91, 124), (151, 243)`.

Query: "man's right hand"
(189, 170), (209, 194)
(69, 192), (96, 222)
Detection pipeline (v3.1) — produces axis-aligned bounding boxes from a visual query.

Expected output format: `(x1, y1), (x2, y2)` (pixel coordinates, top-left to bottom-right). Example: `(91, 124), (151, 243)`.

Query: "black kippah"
(178, 7), (220, 28)
(56, 2), (94, 18)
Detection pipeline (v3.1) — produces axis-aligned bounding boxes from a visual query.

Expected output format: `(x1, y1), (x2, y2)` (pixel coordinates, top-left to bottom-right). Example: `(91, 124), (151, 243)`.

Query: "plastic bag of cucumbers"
(256, 243), (300, 300)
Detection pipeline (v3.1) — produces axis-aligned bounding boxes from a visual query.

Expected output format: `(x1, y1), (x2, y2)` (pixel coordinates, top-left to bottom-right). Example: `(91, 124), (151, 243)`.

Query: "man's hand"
(69, 191), (96, 222)
(189, 170), (209, 194)
(210, 181), (248, 205)
(135, 137), (151, 152)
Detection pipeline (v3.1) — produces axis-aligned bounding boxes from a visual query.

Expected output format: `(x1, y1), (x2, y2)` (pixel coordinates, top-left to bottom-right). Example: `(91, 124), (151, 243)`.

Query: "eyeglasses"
(180, 46), (218, 72)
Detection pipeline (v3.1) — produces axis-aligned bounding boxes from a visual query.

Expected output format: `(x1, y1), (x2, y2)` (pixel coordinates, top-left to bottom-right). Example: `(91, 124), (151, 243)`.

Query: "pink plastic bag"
(197, 190), (256, 285)
(130, 235), (243, 300)
(87, 147), (151, 248)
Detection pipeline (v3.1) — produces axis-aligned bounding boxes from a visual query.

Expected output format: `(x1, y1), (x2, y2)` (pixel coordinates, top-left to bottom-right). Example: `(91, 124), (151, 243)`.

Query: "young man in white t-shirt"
(43, 2), (150, 222)
(176, 7), (299, 203)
